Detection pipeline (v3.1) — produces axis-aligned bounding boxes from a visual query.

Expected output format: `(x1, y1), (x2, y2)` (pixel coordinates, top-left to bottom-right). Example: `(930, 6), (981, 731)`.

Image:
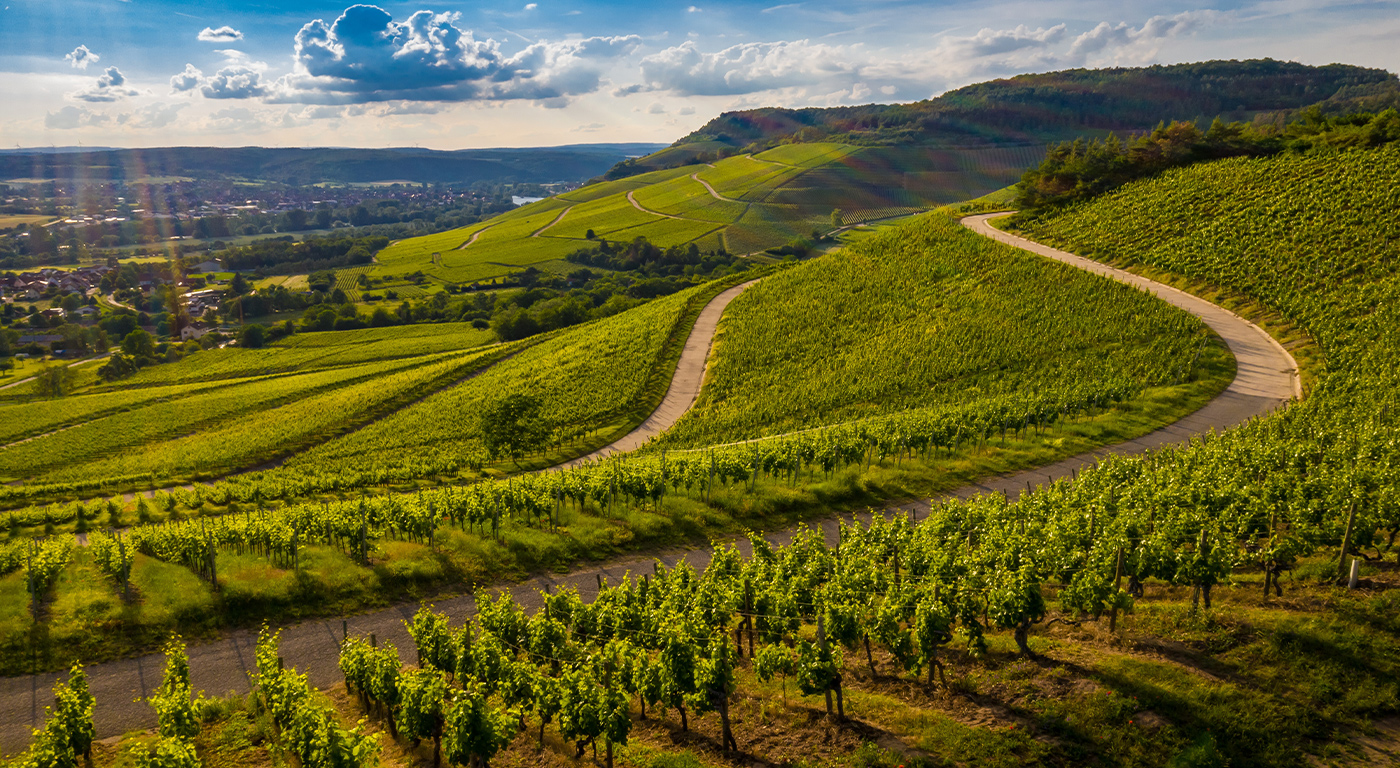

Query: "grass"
(0, 215), (54, 229)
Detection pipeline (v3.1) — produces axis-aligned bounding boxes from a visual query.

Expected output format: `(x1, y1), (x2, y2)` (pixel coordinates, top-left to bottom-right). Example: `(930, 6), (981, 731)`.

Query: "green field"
(359, 143), (1038, 286)
(283, 283), (715, 471)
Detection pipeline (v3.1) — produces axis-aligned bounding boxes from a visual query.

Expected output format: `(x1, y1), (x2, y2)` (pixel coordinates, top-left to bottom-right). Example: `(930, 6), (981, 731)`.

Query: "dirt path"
(626, 189), (683, 220)
(0, 353), (111, 392)
(963, 213), (1301, 401)
(454, 224), (495, 250)
(531, 206), (573, 238)
(0, 219), (1301, 752)
(555, 278), (761, 469)
(691, 172), (740, 203)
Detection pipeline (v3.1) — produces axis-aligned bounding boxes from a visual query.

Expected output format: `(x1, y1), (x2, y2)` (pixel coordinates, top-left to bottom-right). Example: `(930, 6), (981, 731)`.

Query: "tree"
(35, 364), (77, 399)
(830, 208), (844, 228)
(97, 352), (139, 382)
(480, 394), (550, 466)
(240, 324), (267, 349)
(164, 285), (190, 341)
(229, 272), (251, 295)
(122, 328), (156, 360)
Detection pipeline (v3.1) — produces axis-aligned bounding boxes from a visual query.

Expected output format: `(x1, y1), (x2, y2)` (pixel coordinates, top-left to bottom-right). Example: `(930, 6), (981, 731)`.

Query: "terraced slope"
(361, 142), (1041, 287)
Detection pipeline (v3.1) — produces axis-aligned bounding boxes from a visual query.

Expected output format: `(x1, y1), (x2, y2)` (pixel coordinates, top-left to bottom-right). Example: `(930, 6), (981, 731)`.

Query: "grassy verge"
(0, 339), (1234, 675)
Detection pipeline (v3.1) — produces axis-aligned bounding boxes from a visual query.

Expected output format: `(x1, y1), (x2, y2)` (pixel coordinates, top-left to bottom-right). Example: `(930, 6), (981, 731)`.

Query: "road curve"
(455, 223), (495, 250)
(691, 173), (739, 203)
(0, 220), (1301, 752)
(626, 190), (682, 220)
(556, 278), (761, 468)
(962, 213), (1301, 402)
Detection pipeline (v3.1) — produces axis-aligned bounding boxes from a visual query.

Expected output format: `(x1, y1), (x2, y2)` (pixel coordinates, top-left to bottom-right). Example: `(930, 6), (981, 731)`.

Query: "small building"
(194, 259), (223, 273)
(18, 334), (63, 348)
(180, 324), (210, 341)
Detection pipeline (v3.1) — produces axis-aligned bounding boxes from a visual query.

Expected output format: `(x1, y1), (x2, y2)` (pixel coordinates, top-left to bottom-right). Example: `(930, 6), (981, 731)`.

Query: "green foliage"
(13, 666), (94, 768)
(148, 636), (199, 740)
(257, 627), (381, 768)
(442, 685), (514, 767)
(480, 394), (551, 464)
(1015, 110), (1400, 211)
(653, 212), (1206, 448)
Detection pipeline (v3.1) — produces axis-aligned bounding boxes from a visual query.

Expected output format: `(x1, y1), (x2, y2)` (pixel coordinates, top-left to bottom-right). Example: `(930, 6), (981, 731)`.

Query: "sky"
(0, 0), (1396, 150)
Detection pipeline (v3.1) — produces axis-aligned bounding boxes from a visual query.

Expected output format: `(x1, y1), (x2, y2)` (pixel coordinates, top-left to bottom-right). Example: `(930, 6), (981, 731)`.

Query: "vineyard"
(348, 143), (1033, 290)
(651, 213), (1219, 449)
(0, 203), (1243, 680)
(11, 135), (1400, 766)
(14, 508), (1400, 768)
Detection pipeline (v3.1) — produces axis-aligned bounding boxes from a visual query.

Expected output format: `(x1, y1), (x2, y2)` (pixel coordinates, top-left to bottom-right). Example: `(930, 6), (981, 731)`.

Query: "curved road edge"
(0, 220), (1301, 752)
(556, 278), (760, 468)
(962, 213), (1301, 402)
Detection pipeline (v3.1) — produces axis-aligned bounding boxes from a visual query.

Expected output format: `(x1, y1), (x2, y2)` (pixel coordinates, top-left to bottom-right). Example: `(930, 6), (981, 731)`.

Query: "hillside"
(675, 59), (1393, 150)
(0, 143), (665, 186)
(363, 60), (1395, 289)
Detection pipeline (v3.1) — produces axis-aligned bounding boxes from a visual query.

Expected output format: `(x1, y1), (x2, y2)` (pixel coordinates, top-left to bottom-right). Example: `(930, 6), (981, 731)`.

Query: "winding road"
(556, 278), (761, 469)
(0, 216), (1300, 753)
(691, 172), (740, 203)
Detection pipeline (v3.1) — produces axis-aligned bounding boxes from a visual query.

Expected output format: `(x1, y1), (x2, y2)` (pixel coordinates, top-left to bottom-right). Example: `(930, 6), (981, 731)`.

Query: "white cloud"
(261, 5), (640, 104)
(678, 105), (696, 115)
(64, 45), (99, 70)
(171, 63), (269, 99)
(647, 101), (666, 114)
(943, 24), (1066, 59)
(524, 2), (537, 9)
(198, 26), (244, 42)
(687, 5), (702, 12)
(1068, 11), (1218, 62)
(762, 4), (801, 13)
(639, 39), (863, 97)
(571, 121), (606, 132)
(71, 66), (140, 102)
(44, 105), (108, 129)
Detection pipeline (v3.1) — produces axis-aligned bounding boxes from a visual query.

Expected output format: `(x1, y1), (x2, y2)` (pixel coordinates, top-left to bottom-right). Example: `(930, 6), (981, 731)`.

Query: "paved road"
(557, 279), (760, 468)
(0, 218), (1300, 753)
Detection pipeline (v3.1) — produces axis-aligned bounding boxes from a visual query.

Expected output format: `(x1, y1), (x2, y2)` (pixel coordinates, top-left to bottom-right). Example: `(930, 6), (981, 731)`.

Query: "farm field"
(356, 143), (1036, 286)
(0, 351), (480, 483)
(0, 214), (53, 229)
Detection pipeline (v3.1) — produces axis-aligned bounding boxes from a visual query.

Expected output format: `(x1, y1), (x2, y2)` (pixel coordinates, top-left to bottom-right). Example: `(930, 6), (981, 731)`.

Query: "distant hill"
(0, 143), (667, 186)
(673, 60), (1394, 151)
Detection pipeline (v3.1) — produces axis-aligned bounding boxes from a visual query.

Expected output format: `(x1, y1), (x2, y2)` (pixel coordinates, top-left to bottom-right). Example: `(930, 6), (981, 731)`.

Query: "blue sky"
(1, 0), (1396, 148)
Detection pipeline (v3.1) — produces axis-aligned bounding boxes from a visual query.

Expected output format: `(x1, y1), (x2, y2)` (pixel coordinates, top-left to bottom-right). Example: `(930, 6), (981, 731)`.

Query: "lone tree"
(481, 393), (551, 466)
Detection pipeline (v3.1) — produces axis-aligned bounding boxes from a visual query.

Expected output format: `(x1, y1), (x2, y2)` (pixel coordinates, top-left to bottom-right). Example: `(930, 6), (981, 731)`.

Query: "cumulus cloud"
(943, 24), (1066, 59)
(260, 5), (640, 105)
(72, 66), (140, 102)
(647, 101), (666, 114)
(170, 63), (269, 99)
(65, 45), (99, 70)
(638, 39), (862, 97)
(1068, 11), (1217, 62)
(524, 2), (536, 9)
(45, 105), (108, 129)
(198, 26), (244, 42)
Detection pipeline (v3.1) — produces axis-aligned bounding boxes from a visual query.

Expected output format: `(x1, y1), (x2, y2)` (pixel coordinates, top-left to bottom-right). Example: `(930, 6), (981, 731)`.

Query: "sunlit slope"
(367, 142), (1039, 286)
(651, 212), (1212, 448)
